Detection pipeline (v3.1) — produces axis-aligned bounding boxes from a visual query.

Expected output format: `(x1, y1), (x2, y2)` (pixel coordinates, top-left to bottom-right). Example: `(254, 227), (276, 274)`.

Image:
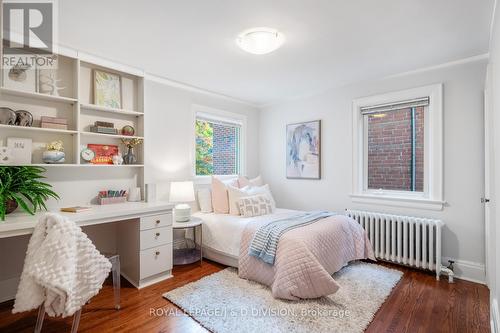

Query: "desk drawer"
(140, 226), (172, 250)
(140, 213), (172, 230)
(140, 244), (172, 279)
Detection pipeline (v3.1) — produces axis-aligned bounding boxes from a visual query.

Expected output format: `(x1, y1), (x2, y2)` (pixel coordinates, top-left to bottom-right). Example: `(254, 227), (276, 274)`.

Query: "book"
(90, 126), (118, 134)
(94, 121), (114, 128)
(41, 122), (68, 130)
(60, 206), (92, 213)
(40, 116), (68, 125)
(87, 144), (119, 164)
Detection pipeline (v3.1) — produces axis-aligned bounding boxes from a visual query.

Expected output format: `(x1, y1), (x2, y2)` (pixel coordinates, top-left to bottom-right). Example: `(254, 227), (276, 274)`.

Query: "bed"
(193, 208), (300, 267)
(193, 208), (374, 300)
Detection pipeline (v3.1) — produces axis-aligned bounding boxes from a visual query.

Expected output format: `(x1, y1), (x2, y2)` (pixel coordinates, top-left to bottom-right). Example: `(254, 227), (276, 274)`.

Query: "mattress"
(193, 208), (300, 259)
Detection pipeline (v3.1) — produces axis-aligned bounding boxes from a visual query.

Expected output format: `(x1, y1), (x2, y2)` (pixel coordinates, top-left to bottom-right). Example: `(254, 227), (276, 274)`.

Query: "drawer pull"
(155, 220), (161, 224)
(155, 251), (160, 255)
(155, 232), (160, 237)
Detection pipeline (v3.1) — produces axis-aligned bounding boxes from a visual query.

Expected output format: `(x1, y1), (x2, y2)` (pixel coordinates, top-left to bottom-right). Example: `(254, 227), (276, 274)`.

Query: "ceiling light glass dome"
(236, 27), (285, 55)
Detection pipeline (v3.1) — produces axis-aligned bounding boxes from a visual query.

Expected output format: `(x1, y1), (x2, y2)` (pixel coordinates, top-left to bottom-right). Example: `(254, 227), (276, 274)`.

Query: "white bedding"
(193, 208), (300, 259)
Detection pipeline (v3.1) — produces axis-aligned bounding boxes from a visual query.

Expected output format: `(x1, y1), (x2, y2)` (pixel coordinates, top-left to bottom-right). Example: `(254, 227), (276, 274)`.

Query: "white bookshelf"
(0, 48), (146, 175)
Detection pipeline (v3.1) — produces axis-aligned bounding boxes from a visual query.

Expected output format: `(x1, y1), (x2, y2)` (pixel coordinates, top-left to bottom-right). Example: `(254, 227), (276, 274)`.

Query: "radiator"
(345, 209), (444, 279)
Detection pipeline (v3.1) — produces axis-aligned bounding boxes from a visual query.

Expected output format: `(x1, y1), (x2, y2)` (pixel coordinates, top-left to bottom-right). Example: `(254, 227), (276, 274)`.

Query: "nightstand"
(172, 217), (203, 265)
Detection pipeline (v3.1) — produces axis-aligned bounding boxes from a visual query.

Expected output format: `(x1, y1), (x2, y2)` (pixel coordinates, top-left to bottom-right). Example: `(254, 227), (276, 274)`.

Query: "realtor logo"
(3, 1), (53, 54)
(2, 0), (57, 69)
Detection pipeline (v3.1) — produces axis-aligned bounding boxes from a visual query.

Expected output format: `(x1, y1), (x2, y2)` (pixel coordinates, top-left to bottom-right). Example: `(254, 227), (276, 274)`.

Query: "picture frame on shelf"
(93, 69), (122, 109)
(37, 56), (67, 97)
(2, 64), (38, 92)
(7, 137), (32, 164)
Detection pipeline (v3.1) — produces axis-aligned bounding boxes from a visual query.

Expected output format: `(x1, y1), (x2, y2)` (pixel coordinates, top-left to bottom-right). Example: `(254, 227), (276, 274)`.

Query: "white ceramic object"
(0, 147), (13, 164)
(42, 150), (65, 164)
(128, 187), (141, 202)
(112, 154), (123, 165)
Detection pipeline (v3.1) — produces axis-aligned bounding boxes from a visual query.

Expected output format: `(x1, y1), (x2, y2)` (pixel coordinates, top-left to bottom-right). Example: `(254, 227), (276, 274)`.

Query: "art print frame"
(286, 120), (321, 179)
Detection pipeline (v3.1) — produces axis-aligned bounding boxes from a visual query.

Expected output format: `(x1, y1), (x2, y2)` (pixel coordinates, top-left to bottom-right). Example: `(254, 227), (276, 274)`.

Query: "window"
(352, 85), (443, 210)
(193, 105), (245, 177)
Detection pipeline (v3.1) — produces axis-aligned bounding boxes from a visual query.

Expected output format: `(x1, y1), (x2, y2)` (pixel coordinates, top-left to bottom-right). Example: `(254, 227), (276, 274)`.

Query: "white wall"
(260, 60), (487, 282)
(143, 78), (260, 201)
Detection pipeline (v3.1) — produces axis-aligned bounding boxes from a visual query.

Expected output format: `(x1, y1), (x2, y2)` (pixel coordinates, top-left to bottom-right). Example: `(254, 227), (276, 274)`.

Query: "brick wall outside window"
(367, 107), (424, 191)
(212, 123), (239, 175)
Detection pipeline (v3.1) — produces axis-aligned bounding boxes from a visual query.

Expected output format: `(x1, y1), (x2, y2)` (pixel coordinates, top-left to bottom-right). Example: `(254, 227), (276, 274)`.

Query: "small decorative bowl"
(42, 150), (65, 164)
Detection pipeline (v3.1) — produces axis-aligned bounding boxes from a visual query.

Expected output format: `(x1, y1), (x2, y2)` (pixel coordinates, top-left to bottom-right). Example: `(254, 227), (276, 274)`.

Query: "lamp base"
(174, 204), (191, 222)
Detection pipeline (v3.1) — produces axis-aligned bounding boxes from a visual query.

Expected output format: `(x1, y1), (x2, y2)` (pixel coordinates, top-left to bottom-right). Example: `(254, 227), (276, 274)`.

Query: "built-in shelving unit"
(0, 48), (145, 169)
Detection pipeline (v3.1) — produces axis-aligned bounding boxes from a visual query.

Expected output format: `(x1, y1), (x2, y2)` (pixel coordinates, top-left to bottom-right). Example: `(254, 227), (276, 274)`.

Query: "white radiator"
(345, 209), (444, 279)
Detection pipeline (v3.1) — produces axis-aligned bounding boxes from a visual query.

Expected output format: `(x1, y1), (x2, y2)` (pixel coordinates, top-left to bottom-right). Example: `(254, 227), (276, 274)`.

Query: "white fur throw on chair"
(12, 213), (112, 317)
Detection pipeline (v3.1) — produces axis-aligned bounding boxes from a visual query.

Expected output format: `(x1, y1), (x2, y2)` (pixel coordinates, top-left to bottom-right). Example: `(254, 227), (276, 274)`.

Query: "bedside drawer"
(140, 226), (172, 250)
(140, 213), (172, 230)
(140, 244), (172, 279)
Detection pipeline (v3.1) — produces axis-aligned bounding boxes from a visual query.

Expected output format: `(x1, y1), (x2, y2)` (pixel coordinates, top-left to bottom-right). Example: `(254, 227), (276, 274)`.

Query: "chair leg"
(111, 256), (121, 310)
(34, 305), (45, 333)
(70, 309), (82, 333)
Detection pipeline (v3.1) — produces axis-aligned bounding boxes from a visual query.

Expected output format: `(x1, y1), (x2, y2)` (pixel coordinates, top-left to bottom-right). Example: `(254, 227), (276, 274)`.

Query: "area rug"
(163, 262), (403, 333)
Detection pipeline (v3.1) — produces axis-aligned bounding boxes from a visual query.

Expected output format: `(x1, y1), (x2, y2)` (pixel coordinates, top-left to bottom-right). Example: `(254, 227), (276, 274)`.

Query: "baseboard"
(492, 298), (499, 333)
(0, 277), (20, 303)
(442, 257), (486, 284)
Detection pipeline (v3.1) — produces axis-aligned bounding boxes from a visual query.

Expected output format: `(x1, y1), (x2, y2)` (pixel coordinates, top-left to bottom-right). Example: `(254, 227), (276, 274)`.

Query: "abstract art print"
(94, 69), (122, 108)
(286, 120), (321, 179)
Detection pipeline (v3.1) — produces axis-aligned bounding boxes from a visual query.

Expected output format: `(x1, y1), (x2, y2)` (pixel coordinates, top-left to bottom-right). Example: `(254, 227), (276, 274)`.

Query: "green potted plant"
(0, 166), (60, 221)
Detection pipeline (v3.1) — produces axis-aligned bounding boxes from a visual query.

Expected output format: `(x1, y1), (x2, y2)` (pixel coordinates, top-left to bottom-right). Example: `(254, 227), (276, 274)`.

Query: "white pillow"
(227, 184), (276, 215)
(227, 185), (252, 215)
(197, 189), (213, 213)
(238, 175), (264, 187)
(245, 184), (276, 211)
(238, 194), (273, 217)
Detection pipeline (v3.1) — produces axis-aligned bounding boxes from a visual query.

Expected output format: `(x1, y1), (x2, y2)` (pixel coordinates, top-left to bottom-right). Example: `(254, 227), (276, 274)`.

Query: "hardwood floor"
(0, 260), (490, 333)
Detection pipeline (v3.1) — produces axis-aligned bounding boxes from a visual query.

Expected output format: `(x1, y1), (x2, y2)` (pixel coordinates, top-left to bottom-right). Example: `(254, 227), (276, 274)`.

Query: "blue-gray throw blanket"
(248, 211), (335, 265)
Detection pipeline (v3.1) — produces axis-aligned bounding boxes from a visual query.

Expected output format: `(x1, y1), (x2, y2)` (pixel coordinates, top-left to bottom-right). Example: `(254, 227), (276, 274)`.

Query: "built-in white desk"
(0, 201), (175, 292)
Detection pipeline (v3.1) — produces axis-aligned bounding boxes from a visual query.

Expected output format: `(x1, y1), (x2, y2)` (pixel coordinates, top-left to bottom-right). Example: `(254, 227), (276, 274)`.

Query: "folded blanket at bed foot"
(239, 213), (375, 300)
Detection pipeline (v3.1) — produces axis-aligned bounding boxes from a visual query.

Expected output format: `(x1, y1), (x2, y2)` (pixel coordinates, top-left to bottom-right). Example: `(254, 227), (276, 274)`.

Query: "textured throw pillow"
(245, 184), (276, 210)
(211, 176), (239, 214)
(227, 185), (252, 215)
(238, 175), (264, 187)
(197, 189), (213, 213)
(238, 194), (274, 217)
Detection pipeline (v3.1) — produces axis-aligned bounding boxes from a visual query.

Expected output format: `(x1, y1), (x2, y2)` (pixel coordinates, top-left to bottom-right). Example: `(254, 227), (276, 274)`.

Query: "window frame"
(192, 104), (247, 184)
(351, 84), (444, 210)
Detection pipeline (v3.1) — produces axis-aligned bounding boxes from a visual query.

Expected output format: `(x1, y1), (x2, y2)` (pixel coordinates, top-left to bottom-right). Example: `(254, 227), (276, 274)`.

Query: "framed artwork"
(7, 137), (32, 164)
(2, 64), (37, 92)
(286, 120), (321, 179)
(93, 69), (122, 108)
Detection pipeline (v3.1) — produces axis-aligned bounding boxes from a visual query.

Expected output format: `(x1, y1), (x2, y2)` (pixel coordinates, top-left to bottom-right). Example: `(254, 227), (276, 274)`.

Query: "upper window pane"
(195, 119), (240, 176)
(366, 106), (425, 192)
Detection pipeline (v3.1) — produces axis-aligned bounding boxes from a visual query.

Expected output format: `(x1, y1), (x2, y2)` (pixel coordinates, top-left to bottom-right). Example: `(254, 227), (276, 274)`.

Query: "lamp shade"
(169, 181), (195, 203)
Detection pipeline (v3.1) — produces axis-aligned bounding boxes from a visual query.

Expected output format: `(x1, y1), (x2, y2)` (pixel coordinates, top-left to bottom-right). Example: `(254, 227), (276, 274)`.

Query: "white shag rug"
(163, 262), (403, 333)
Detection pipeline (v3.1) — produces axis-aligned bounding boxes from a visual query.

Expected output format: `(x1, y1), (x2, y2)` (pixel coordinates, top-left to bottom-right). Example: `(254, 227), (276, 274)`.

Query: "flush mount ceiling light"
(236, 27), (285, 55)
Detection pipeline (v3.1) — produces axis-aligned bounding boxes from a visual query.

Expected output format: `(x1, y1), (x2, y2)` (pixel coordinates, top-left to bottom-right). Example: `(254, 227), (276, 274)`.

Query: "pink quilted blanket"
(238, 214), (375, 300)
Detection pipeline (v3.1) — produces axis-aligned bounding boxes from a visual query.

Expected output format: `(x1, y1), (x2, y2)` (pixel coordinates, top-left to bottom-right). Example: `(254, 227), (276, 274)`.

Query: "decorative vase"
(112, 154), (124, 165)
(42, 150), (65, 164)
(123, 147), (137, 165)
(5, 199), (18, 214)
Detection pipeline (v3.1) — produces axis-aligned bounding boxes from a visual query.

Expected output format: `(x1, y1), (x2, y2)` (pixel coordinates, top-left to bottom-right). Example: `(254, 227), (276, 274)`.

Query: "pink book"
(41, 122), (68, 130)
(40, 116), (68, 125)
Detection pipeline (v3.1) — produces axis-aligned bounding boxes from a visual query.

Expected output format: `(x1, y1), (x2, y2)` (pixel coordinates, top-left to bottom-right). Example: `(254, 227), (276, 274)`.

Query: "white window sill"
(350, 193), (445, 211)
(194, 175), (240, 185)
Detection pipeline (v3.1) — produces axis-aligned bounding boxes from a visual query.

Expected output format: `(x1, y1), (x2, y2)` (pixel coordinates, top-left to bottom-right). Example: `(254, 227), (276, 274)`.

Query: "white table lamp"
(170, 181), (195, 222)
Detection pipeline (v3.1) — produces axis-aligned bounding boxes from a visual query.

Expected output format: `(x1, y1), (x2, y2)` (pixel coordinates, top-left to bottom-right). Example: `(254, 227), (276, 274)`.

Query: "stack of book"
(40, 116), (68, 130)
(90, 121), (118, 135)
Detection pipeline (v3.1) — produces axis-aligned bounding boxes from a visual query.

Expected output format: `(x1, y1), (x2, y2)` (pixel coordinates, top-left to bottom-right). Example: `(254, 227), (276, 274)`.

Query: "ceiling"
(58, 0), (495, 106)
